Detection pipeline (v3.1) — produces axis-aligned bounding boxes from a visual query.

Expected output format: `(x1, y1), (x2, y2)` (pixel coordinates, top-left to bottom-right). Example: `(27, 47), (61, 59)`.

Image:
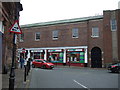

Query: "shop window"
(72, 28), (79, 38)
(35, 32), (40, 41)
(110, 19), (117, 31)
(34, 52), (40, 59)
(80, 52), (85, 63)
(19, 33), (24, 42)
(67, 51), (85, 63)
(91, 27), (99, 37)
(48, 52), (63, 63)
(52, 30), (58, 40)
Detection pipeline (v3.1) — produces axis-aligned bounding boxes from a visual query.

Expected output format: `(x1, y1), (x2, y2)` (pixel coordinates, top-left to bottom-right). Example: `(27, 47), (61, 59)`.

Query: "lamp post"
(8, 2), (23, 90)
(9, 20), (22, 90)
(9, 33), (16, 90)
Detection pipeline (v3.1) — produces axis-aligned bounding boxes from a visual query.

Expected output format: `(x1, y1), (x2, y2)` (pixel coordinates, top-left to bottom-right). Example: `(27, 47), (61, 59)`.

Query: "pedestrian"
(20, 56), (25, 69)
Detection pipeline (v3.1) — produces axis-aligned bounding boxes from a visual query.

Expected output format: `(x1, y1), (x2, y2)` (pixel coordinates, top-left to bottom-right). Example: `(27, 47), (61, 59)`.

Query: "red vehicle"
(32, 59), (54, 69)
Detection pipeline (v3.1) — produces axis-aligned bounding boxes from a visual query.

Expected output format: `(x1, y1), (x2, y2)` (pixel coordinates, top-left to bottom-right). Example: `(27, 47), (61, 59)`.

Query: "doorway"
(91, 47), (102, 68)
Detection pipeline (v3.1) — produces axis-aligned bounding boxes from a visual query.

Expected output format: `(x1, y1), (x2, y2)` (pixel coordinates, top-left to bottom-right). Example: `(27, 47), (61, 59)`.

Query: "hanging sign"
(9, 20), (22, 34)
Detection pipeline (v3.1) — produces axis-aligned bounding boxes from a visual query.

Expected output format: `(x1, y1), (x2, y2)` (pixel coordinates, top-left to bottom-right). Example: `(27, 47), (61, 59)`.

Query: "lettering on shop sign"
(48, 49), (62, 52)
(67, 49), (84, 52)
(31, 50), (43, 52)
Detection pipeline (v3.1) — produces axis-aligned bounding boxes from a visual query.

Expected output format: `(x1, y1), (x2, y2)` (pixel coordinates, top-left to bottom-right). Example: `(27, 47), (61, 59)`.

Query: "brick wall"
(19, 22), (89, 48)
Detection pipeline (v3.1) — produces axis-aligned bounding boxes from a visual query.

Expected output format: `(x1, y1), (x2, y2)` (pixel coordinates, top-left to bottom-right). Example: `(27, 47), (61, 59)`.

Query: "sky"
(19, 0), (120, 25)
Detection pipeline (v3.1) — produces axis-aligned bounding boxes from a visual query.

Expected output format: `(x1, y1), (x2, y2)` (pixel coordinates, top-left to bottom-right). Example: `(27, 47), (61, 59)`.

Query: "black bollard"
(24, 65), (27, 82)
(27, 60), (30, 75)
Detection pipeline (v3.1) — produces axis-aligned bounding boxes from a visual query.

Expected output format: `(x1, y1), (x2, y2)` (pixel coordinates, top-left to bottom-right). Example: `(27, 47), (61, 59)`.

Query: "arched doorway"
(91, 47), (102, 68)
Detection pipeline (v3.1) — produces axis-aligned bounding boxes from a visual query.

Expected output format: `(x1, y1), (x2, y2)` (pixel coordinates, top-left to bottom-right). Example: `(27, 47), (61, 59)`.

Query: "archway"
(91, 47), (102, 68)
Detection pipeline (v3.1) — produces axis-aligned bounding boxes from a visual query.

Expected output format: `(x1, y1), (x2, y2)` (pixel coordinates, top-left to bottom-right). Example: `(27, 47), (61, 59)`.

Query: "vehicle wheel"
(32, 64), (35, 68)
(50, 67), (53, 69)
(111, 70), (115, 73)
(41, 65), (46, 69)
(117, 69), (120, 74)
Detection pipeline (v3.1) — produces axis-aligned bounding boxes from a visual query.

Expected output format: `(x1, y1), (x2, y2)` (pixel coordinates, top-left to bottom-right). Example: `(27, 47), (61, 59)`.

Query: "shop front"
(30, 50), (45, 59)
(18, 46), (88, 67)
(47, 49), (64, 65)
(66, 49), (86, 67)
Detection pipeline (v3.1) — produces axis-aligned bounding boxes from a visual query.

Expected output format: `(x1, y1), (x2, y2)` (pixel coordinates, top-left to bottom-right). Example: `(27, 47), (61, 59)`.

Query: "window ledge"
(91, 36), (99, 38)
(53, 37), (58, 40)
(72, 37), (79, 38)
(35, 39), (40, 41)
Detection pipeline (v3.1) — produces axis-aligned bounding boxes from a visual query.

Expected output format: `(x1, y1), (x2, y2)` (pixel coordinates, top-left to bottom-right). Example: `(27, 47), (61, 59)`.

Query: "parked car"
(32, 59), (54, 69)
(108, 63), (120, 73)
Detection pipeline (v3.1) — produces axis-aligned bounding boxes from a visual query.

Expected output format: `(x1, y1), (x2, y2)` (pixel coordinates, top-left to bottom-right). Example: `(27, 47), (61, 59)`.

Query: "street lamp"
(8, 2), (23, 90)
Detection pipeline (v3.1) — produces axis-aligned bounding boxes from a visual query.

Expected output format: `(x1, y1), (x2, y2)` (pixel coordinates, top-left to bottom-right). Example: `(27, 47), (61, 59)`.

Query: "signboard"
(9, 20), (22, 34)
(48, 49), (62, 52)
(67, 49), (84, 52)
(31, 50), (43, 52)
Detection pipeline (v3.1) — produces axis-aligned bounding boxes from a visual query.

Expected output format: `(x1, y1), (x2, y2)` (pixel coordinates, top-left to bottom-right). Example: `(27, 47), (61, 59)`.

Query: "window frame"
(35, 32), (40, 41)
(72, 28), (79, 38)
(52, 30), (58, 40)
(91, 27), (99, 38)
(110, 19), (117, 31)
(19, 33), (24, 42)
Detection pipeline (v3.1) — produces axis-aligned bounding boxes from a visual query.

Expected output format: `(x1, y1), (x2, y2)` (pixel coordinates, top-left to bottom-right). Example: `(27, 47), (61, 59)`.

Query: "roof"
(21, 15), (103, 28)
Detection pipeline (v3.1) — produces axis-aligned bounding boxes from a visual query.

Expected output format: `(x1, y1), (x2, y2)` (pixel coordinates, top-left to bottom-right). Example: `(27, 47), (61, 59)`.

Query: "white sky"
(20, 0), (120, 25)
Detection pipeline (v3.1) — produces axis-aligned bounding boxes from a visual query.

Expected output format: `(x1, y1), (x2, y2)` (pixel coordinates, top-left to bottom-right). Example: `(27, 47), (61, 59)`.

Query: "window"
(35, 32), (40, 41)
(92, 27), (99, 37)
(19, 33), (24, 42)
(110, 19), (117, 31)
(72, 28), (79, 38)
(0, 21), (4, 33)
(52, 30), (58, 40)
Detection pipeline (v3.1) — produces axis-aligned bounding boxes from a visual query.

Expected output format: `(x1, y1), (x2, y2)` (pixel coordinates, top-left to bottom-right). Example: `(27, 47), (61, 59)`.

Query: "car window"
(35, 60), (42, 62)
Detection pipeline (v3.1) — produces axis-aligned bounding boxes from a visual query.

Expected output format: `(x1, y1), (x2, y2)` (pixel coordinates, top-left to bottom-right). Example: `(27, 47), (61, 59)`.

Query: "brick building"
(18, 9), (120, 68)
(0, 2), (23, 73)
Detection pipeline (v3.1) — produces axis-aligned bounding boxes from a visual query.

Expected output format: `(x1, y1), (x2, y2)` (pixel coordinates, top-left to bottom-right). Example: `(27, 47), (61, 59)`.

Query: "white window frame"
(0, 21), (4, 33)
(52, 30), (58, 40)
(91, 27), (99, 37)
(110, 19), (117, 31)
(72, 28), (79, 38)
(19, 33), (24, 42)
(35, 32), (40, 41)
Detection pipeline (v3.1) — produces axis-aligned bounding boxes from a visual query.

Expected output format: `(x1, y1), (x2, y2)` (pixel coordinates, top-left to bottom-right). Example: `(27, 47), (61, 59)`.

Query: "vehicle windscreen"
(43, 60), (50, 63)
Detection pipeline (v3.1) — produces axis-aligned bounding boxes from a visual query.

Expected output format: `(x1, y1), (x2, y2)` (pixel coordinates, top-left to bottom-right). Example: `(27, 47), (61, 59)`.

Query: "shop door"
(91, 47), (102, 68)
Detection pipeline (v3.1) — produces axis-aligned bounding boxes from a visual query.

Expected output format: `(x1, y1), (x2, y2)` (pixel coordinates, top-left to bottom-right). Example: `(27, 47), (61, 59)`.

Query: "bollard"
(24, 65), (27, 82)
(27, 60), (30, 75)
(28, 60), (30, 73)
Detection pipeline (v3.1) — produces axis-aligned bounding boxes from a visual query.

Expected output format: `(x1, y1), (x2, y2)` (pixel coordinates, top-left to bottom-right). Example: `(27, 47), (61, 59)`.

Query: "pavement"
(2, 67), (31, 89)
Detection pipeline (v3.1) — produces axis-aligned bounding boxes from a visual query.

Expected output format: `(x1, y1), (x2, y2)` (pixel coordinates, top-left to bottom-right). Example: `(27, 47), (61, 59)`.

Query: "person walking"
(20, 56), (25, 69)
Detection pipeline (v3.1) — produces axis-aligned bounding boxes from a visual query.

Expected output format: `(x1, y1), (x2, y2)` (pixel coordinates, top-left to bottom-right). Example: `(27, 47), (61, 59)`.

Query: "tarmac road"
(29, 66), (119, 89)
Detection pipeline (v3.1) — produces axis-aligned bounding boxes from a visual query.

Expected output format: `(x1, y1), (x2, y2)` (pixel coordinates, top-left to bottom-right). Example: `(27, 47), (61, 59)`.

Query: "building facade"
(18, 9), (120, 68)
(0, 2), (23, 73)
